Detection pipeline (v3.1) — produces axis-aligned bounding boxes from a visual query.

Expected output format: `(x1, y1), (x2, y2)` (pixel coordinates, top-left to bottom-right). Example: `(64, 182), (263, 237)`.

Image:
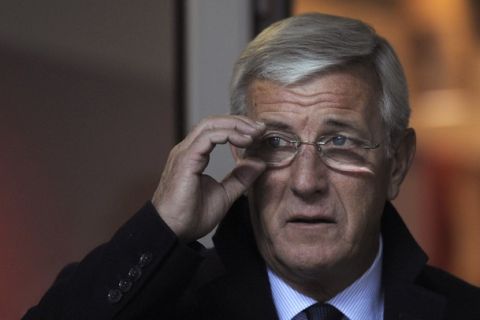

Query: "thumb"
(221, 158), (266, 207)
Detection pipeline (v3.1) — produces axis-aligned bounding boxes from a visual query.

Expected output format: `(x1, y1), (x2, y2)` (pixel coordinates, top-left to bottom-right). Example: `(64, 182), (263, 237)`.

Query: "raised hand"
(152, 115), (266, 243)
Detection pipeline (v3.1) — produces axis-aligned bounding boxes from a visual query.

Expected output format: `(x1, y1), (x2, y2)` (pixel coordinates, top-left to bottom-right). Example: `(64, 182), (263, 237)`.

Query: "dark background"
(0, 1), (177, 318)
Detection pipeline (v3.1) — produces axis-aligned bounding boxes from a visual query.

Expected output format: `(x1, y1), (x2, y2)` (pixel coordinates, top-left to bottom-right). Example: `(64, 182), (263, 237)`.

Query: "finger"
(201, 115), (264, 132)
(230, 115), (265, 129)
(189, 128), (258, 156)
(186, 116), (264, 145)
(220, 158), (266, 207)
(175, 129), (259, 175)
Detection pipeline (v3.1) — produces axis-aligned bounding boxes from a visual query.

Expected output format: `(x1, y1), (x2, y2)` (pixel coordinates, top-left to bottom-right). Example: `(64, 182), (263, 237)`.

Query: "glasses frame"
(246, 131), (380, 169)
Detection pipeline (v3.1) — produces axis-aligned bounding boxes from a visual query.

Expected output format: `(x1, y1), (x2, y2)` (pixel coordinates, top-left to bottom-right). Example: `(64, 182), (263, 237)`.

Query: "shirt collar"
(268, 237), (384, 320)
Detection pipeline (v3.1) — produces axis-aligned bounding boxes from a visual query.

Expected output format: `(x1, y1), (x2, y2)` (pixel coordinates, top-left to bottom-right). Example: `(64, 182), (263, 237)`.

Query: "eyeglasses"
(243, 131), (380, 173)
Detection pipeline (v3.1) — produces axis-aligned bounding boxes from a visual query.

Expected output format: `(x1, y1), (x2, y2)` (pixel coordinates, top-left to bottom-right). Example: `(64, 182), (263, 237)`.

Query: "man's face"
(245, 68), (397, 294)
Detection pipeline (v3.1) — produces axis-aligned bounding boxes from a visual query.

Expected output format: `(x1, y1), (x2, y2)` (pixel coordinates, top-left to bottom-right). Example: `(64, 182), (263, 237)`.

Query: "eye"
(318, 135), (358, 148)
(265, 136), (290, 148)
(331, 135), (348, 146)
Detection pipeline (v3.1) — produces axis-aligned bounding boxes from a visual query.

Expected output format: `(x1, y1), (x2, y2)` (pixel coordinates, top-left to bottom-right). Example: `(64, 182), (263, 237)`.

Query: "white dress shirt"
(268, 238), (384, 320)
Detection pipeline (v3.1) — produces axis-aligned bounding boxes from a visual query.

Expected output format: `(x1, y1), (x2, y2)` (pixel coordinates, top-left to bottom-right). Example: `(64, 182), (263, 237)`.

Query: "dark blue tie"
(304, 303), (344, 320)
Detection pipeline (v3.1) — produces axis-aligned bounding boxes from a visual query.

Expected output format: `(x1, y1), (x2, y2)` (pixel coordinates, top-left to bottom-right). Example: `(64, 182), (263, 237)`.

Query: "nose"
(289, 144), (329, 199)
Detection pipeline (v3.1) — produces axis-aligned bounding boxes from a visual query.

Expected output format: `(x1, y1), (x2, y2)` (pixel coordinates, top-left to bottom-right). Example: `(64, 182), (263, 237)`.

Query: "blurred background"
(0, 0), (479, 318)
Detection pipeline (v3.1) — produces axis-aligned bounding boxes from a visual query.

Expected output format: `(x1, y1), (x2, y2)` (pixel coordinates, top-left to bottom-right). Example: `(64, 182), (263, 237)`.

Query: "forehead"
(246, 68), (382, 135)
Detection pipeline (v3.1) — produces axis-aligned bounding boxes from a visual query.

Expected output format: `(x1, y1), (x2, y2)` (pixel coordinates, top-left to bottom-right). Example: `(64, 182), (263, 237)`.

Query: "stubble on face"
(245, 67), (391, 300)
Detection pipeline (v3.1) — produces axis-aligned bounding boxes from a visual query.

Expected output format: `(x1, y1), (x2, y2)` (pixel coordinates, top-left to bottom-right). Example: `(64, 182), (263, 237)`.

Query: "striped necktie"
(303, 303), (344, 320)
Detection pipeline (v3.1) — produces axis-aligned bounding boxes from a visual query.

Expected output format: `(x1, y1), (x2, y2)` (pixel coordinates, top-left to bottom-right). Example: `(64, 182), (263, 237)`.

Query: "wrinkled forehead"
(245, 66), (383, 136)
(247, 63), (380, 107)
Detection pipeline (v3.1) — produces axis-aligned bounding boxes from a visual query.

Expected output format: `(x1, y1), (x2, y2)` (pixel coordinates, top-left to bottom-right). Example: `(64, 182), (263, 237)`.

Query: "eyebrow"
(323, 118), (360, 132)
(263, 121), (294, 132)
(263, 118), (361, 134)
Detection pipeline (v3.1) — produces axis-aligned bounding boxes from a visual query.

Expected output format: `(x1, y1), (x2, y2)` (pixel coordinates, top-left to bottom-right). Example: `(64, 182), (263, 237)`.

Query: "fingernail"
(255, 121), (265, 127)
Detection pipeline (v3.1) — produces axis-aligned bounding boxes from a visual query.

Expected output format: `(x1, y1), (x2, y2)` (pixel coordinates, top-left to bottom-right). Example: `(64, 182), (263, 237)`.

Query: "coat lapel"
(381, 202), (446, 320)
(207, 197), (279, 320)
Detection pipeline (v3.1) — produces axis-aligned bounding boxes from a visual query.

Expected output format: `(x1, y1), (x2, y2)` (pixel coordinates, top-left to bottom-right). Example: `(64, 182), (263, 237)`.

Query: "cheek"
(331, 175), (385, 236)
(249, 170), (289, 235)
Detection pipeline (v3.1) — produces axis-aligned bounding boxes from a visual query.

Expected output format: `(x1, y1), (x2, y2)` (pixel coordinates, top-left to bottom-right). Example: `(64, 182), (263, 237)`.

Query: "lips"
(287, 215), (336, 224)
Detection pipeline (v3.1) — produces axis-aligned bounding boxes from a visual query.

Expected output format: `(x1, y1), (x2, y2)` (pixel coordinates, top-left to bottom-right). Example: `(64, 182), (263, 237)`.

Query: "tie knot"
(304, 303), (344, 320)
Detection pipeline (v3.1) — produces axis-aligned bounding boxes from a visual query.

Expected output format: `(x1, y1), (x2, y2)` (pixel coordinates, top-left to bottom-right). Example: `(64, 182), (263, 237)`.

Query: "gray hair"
(230, 13), (410, 150)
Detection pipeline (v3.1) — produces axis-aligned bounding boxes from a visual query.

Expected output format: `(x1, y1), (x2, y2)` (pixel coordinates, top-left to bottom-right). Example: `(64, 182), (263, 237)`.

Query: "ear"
(387, 128), (416, 200)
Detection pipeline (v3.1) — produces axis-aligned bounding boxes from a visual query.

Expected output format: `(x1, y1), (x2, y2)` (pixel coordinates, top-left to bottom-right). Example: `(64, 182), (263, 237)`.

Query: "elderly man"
(25, 13), (479, 320)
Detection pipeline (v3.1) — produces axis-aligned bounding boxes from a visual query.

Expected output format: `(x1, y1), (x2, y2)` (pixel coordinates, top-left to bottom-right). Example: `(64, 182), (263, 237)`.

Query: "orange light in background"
(293, 0), (480, 286)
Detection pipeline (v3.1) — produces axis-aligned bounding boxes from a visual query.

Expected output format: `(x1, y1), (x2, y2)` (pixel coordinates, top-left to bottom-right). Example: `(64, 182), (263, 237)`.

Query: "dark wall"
(0, 2), (177, 318)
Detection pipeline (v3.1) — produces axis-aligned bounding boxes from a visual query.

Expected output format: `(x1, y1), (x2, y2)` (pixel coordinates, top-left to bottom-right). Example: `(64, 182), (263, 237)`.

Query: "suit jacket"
(23, 197), (480, 319)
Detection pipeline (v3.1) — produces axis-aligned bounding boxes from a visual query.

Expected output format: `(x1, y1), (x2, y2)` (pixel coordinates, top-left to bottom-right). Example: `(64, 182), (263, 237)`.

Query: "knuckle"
(169, 143), (183, 157)
(200, 116), (218, 128)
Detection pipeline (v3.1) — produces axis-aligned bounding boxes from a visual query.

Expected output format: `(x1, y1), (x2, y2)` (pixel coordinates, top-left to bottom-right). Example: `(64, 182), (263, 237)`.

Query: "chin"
(269, 240), (342, 279)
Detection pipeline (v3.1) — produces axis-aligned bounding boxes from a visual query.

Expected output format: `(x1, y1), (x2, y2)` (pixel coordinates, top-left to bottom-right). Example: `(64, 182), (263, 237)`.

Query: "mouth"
(288, 216), (336, 225)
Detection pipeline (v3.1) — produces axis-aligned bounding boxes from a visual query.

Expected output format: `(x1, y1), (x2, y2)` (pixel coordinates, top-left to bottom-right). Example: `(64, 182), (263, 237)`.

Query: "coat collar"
(381, 202), (446, 320)
(211, 198), (446, 320)
(208, 197), (278, 319)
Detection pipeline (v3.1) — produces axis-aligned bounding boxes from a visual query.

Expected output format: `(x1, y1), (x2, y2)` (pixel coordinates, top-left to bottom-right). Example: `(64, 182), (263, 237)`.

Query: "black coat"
(23, 198), (480, 319)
